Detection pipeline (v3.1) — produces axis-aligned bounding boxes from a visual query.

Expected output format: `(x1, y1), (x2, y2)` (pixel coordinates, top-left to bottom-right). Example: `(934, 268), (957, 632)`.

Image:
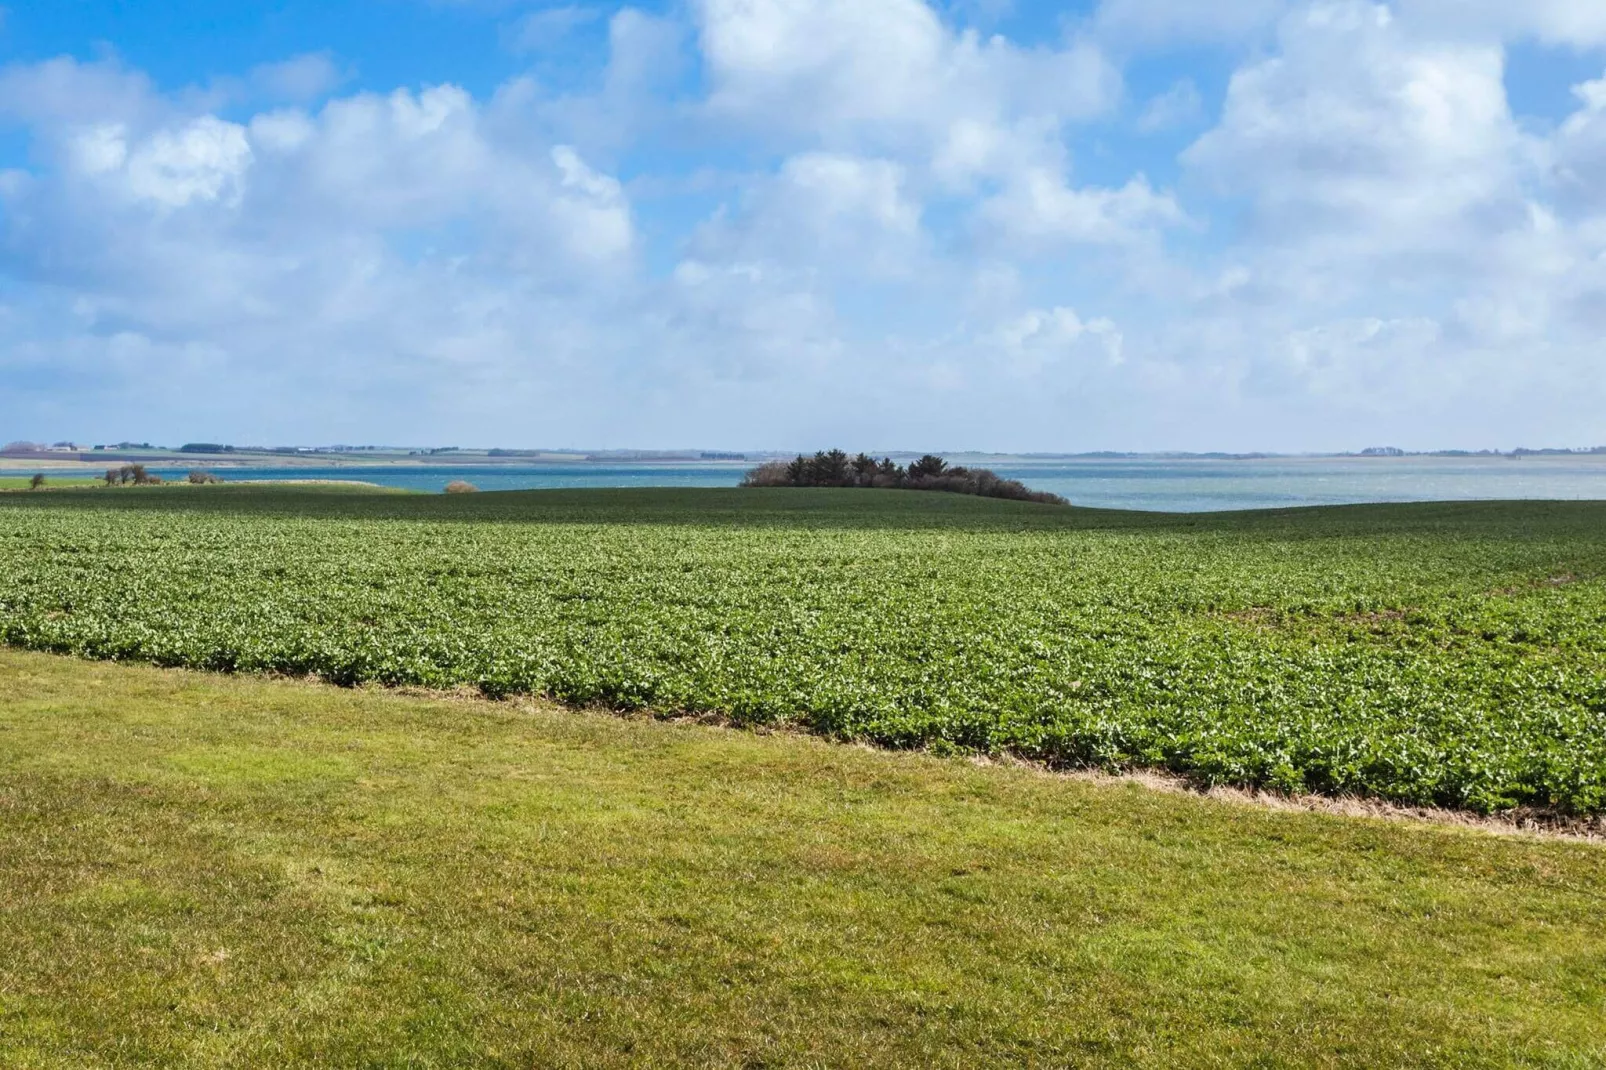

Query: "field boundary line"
(6, 645), (1600, 844)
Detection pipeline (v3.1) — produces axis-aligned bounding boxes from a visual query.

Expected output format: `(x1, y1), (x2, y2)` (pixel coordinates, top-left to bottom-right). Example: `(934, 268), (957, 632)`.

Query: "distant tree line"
(741, 450), (1067, 505)
(4, 441), (85, 455)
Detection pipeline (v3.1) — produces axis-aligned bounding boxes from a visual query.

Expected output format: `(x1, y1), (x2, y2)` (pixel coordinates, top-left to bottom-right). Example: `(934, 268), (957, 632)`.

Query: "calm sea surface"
(147, 456), (1606, 513)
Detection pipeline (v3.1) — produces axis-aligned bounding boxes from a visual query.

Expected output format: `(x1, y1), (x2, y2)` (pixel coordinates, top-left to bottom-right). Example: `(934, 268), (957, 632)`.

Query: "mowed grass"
(0, 649), (1603, 1068)
(3, 487), (1606, 812)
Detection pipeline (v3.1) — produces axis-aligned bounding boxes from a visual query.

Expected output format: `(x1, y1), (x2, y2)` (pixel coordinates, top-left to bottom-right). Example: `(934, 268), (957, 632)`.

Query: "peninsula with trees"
(742, 450), (1068, 505)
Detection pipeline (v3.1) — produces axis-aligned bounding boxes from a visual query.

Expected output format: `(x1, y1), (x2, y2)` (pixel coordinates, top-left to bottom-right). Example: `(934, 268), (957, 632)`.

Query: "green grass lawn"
(1, 648), (1603, 1068)
(2, 487), (1605, 811)
(0, 476), (102, 491)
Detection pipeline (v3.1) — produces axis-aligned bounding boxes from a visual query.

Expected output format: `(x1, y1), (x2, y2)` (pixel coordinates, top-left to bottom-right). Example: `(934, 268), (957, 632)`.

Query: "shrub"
(739, 461), (792, 487)
(108, 464), (160, 486)
(444, 480), (479, 494)
(188, 470), (222, 485)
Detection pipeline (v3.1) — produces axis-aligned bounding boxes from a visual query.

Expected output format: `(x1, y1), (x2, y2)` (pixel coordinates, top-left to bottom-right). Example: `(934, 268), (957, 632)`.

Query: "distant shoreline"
(5, 451), (1606, 474)
(0, 456), (760, 472)
(228, 478), (388, 488)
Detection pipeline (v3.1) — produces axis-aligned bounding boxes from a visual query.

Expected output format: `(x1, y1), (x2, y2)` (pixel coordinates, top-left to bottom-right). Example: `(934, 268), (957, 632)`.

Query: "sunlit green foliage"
(2, 486), (1604, 813)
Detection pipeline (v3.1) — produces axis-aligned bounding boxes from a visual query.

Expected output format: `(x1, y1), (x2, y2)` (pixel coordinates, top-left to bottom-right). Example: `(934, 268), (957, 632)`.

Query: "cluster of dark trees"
(104, 464), (163, 486)
(741, 450), (1067, 506)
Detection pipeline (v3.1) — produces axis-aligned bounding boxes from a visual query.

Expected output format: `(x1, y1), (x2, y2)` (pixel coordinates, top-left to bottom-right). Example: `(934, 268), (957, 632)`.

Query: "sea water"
(146, 455), (1606, 513)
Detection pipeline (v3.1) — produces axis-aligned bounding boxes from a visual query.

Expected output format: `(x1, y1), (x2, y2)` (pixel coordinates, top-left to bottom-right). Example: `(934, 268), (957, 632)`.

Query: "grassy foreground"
(2, 487), (1605, 812)
(1, 649), (1604, 1067)
(0, 477), (101, 491)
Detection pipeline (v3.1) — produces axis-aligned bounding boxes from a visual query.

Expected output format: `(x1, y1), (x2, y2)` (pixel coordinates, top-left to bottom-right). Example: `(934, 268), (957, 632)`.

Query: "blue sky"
(1, 0), (1604, 451)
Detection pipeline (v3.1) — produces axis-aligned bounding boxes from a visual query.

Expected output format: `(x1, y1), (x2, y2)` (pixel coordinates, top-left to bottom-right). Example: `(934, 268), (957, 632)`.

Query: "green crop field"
(2, 486), (1605, 813)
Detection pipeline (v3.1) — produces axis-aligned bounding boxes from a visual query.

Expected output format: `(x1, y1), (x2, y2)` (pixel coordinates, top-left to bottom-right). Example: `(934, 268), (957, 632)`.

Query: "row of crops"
(2, 487), (1605, 812)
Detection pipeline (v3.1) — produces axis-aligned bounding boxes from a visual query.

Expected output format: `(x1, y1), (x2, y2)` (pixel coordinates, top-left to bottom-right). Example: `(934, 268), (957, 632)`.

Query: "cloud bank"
(1, 0), (1603, 450)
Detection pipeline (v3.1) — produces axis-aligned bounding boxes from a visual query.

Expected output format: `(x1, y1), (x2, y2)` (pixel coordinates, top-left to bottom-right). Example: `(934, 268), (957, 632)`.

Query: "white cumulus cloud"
(2, 0), (1606, 451)
(123, 117), (253, 207)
